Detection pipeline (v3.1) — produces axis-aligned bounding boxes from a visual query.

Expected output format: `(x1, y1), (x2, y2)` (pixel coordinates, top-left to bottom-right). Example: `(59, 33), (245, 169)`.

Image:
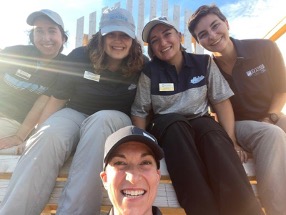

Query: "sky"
(0, 0), (285, 59)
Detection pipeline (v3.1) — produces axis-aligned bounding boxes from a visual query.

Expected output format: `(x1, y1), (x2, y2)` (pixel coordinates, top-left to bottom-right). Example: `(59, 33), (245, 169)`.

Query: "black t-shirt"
(216, 38), (286, 121)
(52, 46), (142, 116)
(0, 45), (66, 123)
(107, 206), (162, 215)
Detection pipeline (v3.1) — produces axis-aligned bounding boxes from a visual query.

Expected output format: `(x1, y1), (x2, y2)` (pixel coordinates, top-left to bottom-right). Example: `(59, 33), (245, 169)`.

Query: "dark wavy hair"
(87, 32), (144, 77)
(188, 4), (227, 42)
(28, 25), (68, 53)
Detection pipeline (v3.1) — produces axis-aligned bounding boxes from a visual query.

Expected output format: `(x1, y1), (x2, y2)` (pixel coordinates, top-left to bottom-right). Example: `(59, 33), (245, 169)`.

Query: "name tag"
(84, 71), (100, 82)
(15, 69), (31, 80)
(159, 83), (174, 91)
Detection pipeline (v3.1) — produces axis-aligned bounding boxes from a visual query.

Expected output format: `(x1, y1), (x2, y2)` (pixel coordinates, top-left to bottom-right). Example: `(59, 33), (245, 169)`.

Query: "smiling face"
(100, 141), (161, 215)
(103, 31), (133, 64)
(33, 16), (66, 59)
(149, 24), (182, 65)
(194, 13), (231, 54)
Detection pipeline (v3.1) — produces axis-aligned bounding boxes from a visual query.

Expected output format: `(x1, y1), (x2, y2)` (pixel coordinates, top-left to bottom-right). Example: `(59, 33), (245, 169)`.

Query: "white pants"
(236, 117), (286, 215)
(0, 108), (131, 215)
(0, 117), (21, 155)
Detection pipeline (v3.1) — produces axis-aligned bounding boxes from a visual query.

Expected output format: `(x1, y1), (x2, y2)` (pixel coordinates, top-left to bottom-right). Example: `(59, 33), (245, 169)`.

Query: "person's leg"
(276, 114), (286, 132)
(150, 114), (219, 215)
(0, 108), (86, 215)
(0, 117), (21, 154)
(189, 117), (263, 215)
(236, 120), (286, 215)
(56, 110), (132, 215)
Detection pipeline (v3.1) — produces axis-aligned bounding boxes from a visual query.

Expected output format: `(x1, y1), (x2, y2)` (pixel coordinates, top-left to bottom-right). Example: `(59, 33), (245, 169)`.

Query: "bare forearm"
(268, 92), (286, 113)
(214, 99), (251, 162)
(131, 115), (147, 129)
(213, 99), (236, 143)
(15, 95), (50, 141)
(38, 96), (67, 125)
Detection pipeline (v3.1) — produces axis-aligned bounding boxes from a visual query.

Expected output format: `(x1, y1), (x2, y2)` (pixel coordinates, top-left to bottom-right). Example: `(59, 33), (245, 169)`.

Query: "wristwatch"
(267, 113), (279, 124)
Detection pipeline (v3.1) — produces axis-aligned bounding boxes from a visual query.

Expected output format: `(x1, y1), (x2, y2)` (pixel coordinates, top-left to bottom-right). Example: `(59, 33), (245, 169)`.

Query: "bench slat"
(0, 155), (257, 214)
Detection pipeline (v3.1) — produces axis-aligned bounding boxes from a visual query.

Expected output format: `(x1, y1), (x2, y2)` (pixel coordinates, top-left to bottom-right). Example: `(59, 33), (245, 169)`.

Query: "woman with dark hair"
(0, 9), (68, 154)
(131, 16), (263, 215)
(188, 4), (286, 215)
(0, 7), (145, 215)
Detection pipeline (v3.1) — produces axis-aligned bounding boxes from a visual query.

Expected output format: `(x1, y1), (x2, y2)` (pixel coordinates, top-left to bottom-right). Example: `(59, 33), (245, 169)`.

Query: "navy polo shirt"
(216, 38), (286, 121)
(53, 46), (141, 116)
(132, 51), (233, 119)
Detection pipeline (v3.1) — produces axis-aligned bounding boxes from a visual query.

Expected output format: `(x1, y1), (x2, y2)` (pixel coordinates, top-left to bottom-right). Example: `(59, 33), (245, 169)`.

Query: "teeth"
(212, 38), (222, 45)
(122, 190), (145, 198)
(161, 47), (171, 53)
(113, 46), (124, 50)
(43, 44), (53, 48)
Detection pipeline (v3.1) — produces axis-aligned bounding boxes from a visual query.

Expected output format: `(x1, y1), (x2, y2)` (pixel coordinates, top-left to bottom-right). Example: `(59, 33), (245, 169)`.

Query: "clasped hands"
(0, 135), (23, 150)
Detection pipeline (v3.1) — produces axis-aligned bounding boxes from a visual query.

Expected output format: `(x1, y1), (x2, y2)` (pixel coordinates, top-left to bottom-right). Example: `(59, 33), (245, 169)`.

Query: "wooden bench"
(0, 154), (257, 215)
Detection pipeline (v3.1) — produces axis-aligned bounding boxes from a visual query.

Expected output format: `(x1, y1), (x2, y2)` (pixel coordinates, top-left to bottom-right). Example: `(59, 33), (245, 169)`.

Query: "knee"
(85, 110), (131, 126)
(27, 124), (78, 153)
(263, 125), (284, 139)
(259, 125), (286, 150)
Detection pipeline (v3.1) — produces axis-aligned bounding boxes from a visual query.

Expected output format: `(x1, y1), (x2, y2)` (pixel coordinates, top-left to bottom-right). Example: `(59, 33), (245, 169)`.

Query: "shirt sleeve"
(131, 70), (152, 118)
(52, 47), (87, 100)
(50, 58), (76, 100)
(207, 57), (234, 105)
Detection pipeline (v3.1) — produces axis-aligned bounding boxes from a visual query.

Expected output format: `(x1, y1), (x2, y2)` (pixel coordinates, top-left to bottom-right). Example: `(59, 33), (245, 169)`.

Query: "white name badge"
(84, 71), (100, 82)
(15, 69), (31, 80)
(159, 83), (174, 91)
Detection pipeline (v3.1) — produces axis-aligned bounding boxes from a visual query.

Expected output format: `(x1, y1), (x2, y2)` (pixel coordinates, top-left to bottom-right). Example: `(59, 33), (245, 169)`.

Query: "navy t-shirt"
(52, 46), (142, 116)
(0, 45), (66, 123)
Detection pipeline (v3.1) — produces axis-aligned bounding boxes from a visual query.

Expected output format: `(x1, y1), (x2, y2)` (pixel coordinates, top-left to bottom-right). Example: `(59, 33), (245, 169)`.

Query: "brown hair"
(87, 32), (144, 76)
(188, 4), (227, 42)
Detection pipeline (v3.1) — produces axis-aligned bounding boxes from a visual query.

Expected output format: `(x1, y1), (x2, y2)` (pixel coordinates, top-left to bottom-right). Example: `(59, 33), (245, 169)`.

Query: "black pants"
(148, 114), (263, 215)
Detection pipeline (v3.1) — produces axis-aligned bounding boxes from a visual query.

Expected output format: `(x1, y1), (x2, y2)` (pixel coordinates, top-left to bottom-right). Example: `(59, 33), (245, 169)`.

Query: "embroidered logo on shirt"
(128, 84), (137, 90)
(190, 75), (205, 84)
(15, 69), (31, 80)
(246, 64), (266, 77)
(83, 71), (100, 82)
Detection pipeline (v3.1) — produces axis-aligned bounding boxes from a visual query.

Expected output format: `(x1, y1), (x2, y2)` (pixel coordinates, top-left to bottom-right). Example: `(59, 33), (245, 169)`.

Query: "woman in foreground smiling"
(131, 16), (264, 215)
(101, 126), (164, 215)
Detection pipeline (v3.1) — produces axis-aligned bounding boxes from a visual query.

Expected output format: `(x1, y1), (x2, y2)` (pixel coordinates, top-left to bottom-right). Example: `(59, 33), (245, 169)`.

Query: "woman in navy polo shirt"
(131, 16), (263, 215)
(188, 4), (286, 215)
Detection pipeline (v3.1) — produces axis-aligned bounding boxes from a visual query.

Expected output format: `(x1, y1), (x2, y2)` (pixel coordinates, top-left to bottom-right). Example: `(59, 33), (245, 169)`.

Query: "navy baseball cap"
(104, 126), (164, 169)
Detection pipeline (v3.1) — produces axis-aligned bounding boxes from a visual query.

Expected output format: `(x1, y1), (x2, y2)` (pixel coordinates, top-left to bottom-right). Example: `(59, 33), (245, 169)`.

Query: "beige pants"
(0, 117), (21, 155)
